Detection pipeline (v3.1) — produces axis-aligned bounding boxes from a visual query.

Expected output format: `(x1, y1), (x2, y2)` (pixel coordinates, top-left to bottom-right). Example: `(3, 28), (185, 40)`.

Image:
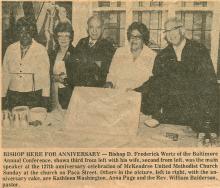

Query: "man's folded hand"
(104, 82), (114, 88)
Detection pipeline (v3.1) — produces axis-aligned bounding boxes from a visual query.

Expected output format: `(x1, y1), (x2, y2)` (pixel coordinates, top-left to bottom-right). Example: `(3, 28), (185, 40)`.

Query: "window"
(98, 1), (111, 7)
(90, 0), (218, 69)
(133, 10), (168, 49)
(94, 11), (126, 47)
(176, 11), (212, 49)
(175, 1), (214, 50)
(93, 1), (126, 47)
(181, 1), (208, 7)
(133, 1), (164, 7)
(193, 2), (208, 7)
(132, 1), (168, 50)
(96, 1), (125, 7)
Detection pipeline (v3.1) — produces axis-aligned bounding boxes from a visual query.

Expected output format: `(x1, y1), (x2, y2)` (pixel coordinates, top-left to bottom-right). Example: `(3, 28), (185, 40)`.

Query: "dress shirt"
(173, 39), (186, 61)
(88, 38), (97, 47)
(2, 40), (50, 97)
(107, 45), (156, 90)
(21, 45), (31, 59)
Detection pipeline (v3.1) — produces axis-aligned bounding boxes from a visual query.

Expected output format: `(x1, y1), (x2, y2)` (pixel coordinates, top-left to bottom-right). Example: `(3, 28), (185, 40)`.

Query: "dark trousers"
(141, 78), (219, 133)
(7, 90), (43, 111)
(58, 87), (73, 109)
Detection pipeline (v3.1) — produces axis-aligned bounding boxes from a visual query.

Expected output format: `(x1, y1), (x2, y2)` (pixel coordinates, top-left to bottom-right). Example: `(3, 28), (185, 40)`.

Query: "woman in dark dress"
(49, 22), (79, 110)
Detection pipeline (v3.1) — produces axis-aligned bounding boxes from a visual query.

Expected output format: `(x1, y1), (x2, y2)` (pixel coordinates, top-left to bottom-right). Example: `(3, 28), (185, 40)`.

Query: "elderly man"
(75, 15), (115, 87)
(141, 17), (219, 133)
(2, 17), (50, 110)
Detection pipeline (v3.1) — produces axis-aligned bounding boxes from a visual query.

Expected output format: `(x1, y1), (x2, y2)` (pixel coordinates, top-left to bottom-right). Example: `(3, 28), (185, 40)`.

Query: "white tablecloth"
(2, 110), (219, 148)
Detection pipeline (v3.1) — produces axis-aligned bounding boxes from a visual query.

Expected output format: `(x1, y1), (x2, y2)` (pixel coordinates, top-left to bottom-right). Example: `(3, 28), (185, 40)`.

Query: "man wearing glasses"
(145, 17), (219, 134)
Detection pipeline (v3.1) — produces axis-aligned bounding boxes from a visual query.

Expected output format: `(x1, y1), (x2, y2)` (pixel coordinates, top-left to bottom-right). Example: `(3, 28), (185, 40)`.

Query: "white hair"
(164, 17), (184, 29)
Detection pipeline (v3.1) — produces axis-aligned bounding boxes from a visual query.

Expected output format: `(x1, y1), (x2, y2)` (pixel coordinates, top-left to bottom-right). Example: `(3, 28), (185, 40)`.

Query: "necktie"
(21, 45), (30, 59)
(89, 41), (95, 48)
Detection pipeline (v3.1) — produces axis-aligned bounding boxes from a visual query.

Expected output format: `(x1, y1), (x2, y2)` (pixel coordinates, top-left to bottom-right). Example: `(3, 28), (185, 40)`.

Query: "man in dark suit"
(140, 17), (219, 133)
(75, 15), (115, 87)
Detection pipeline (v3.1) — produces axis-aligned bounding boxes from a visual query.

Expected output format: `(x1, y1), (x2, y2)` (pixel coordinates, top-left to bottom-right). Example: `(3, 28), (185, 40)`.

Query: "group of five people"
(2, 15), (219, 134)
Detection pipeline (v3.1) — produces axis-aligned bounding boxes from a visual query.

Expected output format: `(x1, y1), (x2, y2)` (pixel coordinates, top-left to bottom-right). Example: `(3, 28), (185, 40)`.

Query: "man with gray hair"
(75, 15), (115, 87)
(141, 17), (219, 134)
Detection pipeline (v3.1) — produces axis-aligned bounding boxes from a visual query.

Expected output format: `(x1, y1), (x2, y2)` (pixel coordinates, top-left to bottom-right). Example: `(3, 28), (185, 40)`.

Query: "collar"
(20, 39), (34, 59)
(20, 39), (33, 49)
(142, 45), (153, 54)
(125, 44), (154, 62)
(172, 38), (186, 61)
(89, 38), (98, 45)
(54, 44), (74, 56)
(173, 38), (186, 51)
(20, 44), (31, 50)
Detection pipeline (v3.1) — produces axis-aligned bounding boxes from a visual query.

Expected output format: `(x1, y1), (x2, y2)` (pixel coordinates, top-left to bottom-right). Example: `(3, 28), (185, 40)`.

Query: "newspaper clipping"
(1, 0), (220, 188)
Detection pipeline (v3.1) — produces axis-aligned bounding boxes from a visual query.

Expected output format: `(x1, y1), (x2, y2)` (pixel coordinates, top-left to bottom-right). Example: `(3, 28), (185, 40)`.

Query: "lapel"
(169, 39), (190, 63)
(87, 37), (102, 50)
(92, 38), (101, 50)
(168, 44), (178, 63)
(64, 45), (74, 61)
(84, 37), (90, 48)
(21, 39), (35, 62)
(51, 45), (74, 71)
(14, 42), (22, 63)
(180, 39), (191, 62)
(63, 45), (75, 73)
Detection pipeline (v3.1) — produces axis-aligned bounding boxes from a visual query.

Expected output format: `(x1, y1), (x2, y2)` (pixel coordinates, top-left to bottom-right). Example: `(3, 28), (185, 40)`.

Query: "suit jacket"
(2, 40), (50, 97)
(141, 39), (219, 132)
(75, 37), (115, 87)
(48, 45), (81, 109)
(49, 45), (80, 88)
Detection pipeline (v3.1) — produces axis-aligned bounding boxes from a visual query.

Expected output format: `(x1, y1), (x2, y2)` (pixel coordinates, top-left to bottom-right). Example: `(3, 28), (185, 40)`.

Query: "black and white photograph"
(1, 1), (220, 148)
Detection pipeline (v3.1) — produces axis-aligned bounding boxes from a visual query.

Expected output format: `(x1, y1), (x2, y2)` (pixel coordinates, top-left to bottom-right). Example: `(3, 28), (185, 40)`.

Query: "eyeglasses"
(130, 34), (142, 40)
(57, 34), (71, 39)
(163, 25), (182, 33)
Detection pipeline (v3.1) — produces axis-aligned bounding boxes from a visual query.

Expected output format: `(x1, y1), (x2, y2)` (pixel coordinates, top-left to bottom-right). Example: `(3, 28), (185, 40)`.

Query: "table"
(2, 110), (219, 148)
